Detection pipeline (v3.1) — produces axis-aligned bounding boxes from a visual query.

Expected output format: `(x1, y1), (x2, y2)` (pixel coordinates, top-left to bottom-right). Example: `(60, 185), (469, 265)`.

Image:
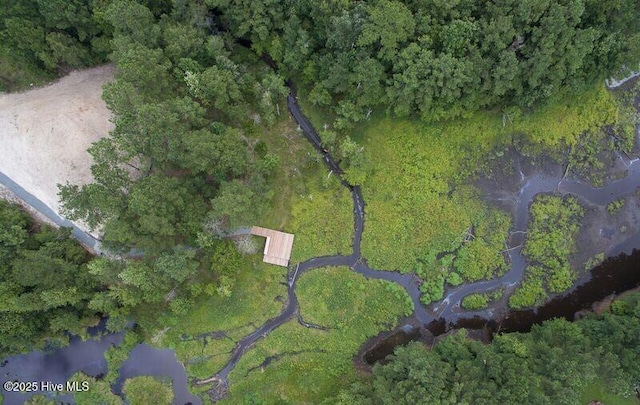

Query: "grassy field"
(358, 115), (506, 273)
(150, 256), (288, 380)
(250, 110), (354, 264)
(338, 84), (621, 305)
(221, 267), (413, 403)
(288, 172), (353, 263)
(140, 113), (354, 386)
(581, 380), (640, 405)
(512, 84), (619, 155)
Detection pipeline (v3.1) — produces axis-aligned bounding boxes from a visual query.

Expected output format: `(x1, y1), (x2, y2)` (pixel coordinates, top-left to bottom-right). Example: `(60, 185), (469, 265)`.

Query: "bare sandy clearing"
(0, 65), (114, 235)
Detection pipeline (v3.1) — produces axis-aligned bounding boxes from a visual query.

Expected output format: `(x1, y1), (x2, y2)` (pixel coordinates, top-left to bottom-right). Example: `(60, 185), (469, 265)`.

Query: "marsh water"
(2, 91), (640, 404)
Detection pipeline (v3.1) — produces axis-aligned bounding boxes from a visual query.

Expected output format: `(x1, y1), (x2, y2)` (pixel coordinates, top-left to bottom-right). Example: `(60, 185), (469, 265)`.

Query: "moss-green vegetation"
(247, 117), (316, 231)
(613, 79), (640, 155)
(151, 259), (288, 380)
(221, 267), (412, 403)
(104, 331), (140, 384)
(585, 253), (606, 271)
(123, 375), (173, 405)
(359, 116), (506, 272)
(461, 293), (490, 310)
(513, 85), (619, 156)
(288, 170), (353, 264)
(510, 195), (585, 309)
(608, 198), (625, 215)
(461, 287), (505, 310)
(358, 83), (618, 289)
(417, 206), (510, 306)
(568, 128), (610, 187)
(563, 83), (638, 186)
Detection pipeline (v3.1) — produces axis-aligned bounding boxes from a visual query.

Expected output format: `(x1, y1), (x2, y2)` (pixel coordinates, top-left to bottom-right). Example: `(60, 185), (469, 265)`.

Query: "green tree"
(0, 201), (101, 355)
(111, 42), (173, 101)
(104, 0), (160, 48)
(336, 294), (640, 404)
(358, 0), (415, 62)
(123, 376), (174, 405)
(208, 179), (263, 231)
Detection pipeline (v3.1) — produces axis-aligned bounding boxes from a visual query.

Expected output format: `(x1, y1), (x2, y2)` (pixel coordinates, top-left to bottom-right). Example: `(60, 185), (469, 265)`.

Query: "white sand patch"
(0, 65), (115, 235)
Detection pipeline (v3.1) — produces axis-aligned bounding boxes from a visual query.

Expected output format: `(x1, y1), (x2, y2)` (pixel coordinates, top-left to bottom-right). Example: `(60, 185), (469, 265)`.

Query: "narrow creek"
(3, 87), (640, 404)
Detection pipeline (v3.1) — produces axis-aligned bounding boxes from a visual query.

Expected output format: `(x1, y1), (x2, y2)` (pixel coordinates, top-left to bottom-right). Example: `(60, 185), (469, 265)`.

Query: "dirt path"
(0, 65), (114, 236)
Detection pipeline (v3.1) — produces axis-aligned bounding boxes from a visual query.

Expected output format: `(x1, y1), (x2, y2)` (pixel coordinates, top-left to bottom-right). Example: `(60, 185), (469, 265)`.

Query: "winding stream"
(199, 89), (640, 386)
(3, 86), (640, 404)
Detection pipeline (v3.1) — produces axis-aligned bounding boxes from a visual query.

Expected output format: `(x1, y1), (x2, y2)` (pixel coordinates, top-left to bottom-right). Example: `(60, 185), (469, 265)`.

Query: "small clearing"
(0, 65), (114, 233)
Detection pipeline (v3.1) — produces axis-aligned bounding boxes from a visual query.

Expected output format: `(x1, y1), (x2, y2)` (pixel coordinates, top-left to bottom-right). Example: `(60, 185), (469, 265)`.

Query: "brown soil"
(575, 285), (640, 320)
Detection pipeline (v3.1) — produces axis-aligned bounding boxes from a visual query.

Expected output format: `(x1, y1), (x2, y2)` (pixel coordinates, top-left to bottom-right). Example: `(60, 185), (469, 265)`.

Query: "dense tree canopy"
(59, 0), (282, 255)
(335, 292), (640, 404)
(56, 0), (288, 330)
(0, 0), (110, 90)
(211, 0), (640, 124)
(0, 201), (101, 354)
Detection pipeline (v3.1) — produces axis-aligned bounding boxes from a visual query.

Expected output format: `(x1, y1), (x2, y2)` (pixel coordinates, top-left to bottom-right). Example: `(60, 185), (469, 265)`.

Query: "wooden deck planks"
(250, 226), (295, 267)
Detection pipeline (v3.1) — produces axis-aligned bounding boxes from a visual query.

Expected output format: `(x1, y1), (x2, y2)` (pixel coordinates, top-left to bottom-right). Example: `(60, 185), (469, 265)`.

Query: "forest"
(0, 201), (100, 354)
(1, 0), (640, 403)
(335, 291), (640, 405)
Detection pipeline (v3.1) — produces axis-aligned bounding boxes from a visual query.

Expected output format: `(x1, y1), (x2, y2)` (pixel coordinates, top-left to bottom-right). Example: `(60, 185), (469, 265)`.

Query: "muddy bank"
(355, 318), (432, 370)
(360, 145), (640, 366)
(575, 284), (640, 319)
(359, 248), (640, 370)
(478, 146), (640, 277)
(497, 248), (640, 333)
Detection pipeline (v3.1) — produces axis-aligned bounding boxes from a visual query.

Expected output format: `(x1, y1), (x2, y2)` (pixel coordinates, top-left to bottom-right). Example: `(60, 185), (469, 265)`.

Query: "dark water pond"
(363, 246), (640, 365)
(497, 246), (640, 334)
(0, 332), (123, 404)
(362, 325), (423, 365)
(113, 344), (201, 404)
(0, 336), (201, 405)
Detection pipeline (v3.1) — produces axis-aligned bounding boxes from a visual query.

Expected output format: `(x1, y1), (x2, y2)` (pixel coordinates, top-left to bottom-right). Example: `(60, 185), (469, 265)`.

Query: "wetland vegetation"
(1, 0), (640, 403)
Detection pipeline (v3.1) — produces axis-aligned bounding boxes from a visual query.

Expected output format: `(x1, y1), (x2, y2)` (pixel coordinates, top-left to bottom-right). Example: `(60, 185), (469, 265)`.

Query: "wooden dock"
(250, 226), (295, 267)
